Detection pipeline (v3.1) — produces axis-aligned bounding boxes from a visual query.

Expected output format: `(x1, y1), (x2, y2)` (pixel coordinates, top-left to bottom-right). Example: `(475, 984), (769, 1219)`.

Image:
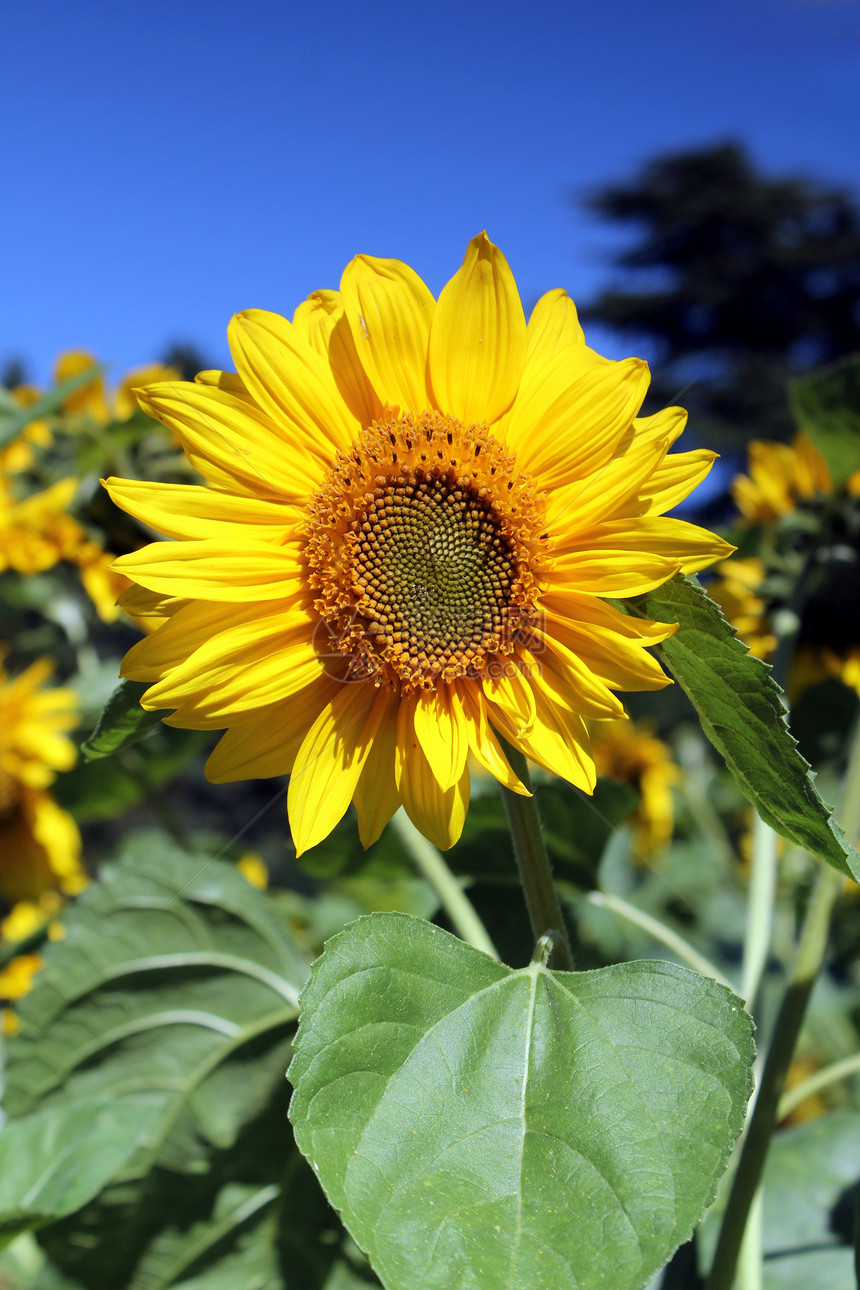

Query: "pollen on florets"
(304, 409), (550, 692)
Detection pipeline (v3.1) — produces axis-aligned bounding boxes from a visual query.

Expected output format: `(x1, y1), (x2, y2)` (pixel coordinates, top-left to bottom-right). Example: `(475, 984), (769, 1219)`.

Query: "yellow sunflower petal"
(135, 380), (323, 501)
(115, 584), (188, 621)
(104, 478), (298, 542)
(528, 636), (626, 719)
(140, 610), (320, 718)
(493, 684), (596, 794)
(545, 432), (671, 537)
(228, 309), (358, 457)
(353, 692), (403, 847)
(619, 447), (718, 518)
(120, 602), (236, 682)
(546, 549), (682, 597)
(542, 591), (678, 642)
(292, 290), (341, 355)
(412, 686), (468, 792)
(205, 676), (341, 782)
(505, 352), (649, 483)
(526, 288), (585, 361)
(632, 405), (688, 450)
(340, 255), (435, 413)
(482, 664), (537, 738)
(112, 539), (305, 601)
(194, 370), (248, 395)
(428, 233), (526, 425)
(456, 680), (528, 795)
(399, 733), (470, 852)
(294, 291), (382, 427)
(572, 516), (734, 574)
(288, 683), (388, 855)
(543, 608), (673, 692)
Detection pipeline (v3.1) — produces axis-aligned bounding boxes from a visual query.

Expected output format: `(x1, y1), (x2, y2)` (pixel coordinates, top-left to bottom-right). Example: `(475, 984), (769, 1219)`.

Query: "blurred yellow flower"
(0, 472), (138, 624)
(0, 892), (66, 1032)
(708, 557), (777, 660)
(0, 477), (83, 575)
(238, 851), (269, 889)
(53, 351), (179, 424)
(732, 431), (832, 524)
(0, 384), (52, 473)
(591, 717), (679, 855)
(714, 431), (860, 701)
(0, 655), (85, 908)
(54, 350), (110, 421)
(107, 233), (730, 853)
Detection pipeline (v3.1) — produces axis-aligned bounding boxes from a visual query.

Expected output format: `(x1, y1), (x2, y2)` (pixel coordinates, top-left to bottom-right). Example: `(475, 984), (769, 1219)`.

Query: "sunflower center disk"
(305, 410), (549, 691)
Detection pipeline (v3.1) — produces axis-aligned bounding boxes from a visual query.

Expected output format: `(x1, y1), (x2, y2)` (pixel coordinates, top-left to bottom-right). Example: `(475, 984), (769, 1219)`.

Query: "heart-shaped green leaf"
(289, 913), (754, 1290)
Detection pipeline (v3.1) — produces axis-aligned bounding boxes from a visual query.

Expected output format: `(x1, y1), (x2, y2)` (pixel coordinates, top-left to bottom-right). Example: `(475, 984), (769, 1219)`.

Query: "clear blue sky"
(3, 0), (858, 387)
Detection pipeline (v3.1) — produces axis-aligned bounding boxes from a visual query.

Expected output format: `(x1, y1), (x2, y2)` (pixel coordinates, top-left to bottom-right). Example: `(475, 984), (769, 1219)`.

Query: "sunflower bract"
(106, 233), (731, 853)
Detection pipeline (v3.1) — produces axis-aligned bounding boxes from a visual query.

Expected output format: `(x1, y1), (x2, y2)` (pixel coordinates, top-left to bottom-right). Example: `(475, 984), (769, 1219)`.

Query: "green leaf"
(0, 1099), (161, 1245)
(137, 1181), (282, 1290)
(760, 1110), (860, 1289)
(700, 1109), (860, 1290)
(80, 679), (166, 760)
(625, 575), (859, 879)
(55, 729), (206, 824)
(0, 366), (106, 450)
(3, 843), (311, 1287)
(5, 841), (307, 1150)
(789, 354), (860, 490)
(289, 912), (754, 1290)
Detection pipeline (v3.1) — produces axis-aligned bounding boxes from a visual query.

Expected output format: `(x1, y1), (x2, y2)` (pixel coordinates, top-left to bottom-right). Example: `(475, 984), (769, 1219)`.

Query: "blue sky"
(3, 0), (859, 387)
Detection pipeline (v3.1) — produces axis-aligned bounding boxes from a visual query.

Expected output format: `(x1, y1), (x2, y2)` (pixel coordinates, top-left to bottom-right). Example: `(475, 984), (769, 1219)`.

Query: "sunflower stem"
(704, 716), (860, 1290)
(497, 739), (575, 971)
(390, 810), (499, 959)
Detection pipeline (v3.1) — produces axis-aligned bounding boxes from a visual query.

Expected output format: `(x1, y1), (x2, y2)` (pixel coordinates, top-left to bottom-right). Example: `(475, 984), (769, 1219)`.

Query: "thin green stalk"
(741, 814), (779, 1006)
(737, 1189), (764, 1290)
(497, 739), (575, 971)
(584, 890), (731, 988)
(390, 810), (499, 959)
(705, 717), (860, 1290)
(776, 1051), (860, 1122)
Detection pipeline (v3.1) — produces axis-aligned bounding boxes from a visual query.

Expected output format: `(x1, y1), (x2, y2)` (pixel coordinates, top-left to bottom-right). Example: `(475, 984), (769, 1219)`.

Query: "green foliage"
(759, 1111), (860, 1289)
(1, 844), (316, 1287)
(80, 679), (167, 760)
(625, 575), (859, 879)
(289, 913), (755, 1290)
(790, 354), (860, 490)
(0, 1099), (161, 1247)
(0, 366), (106, 449)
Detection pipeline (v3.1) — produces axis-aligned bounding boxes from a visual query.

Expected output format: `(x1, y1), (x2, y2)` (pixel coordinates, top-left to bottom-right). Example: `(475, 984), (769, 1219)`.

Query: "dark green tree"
(160, 340), (214, 381)
(579, 142), (860, 445)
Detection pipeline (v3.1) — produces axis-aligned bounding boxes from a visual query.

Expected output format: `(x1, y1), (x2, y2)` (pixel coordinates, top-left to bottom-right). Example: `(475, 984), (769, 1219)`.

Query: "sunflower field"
(1, 238), (860, 1290)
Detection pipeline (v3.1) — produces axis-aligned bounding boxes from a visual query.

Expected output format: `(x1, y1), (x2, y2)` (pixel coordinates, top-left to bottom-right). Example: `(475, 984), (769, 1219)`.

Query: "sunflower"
(590, 717), (679, 856)
(708, 557), (777, 660)
(1, 384), (52, 474)
(0, 656), (85, 908)
(54, 350), (180, 424)
(731, 431), (832, 525)
(106, 234), (730, 853)
(714, 430), (860, 700)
